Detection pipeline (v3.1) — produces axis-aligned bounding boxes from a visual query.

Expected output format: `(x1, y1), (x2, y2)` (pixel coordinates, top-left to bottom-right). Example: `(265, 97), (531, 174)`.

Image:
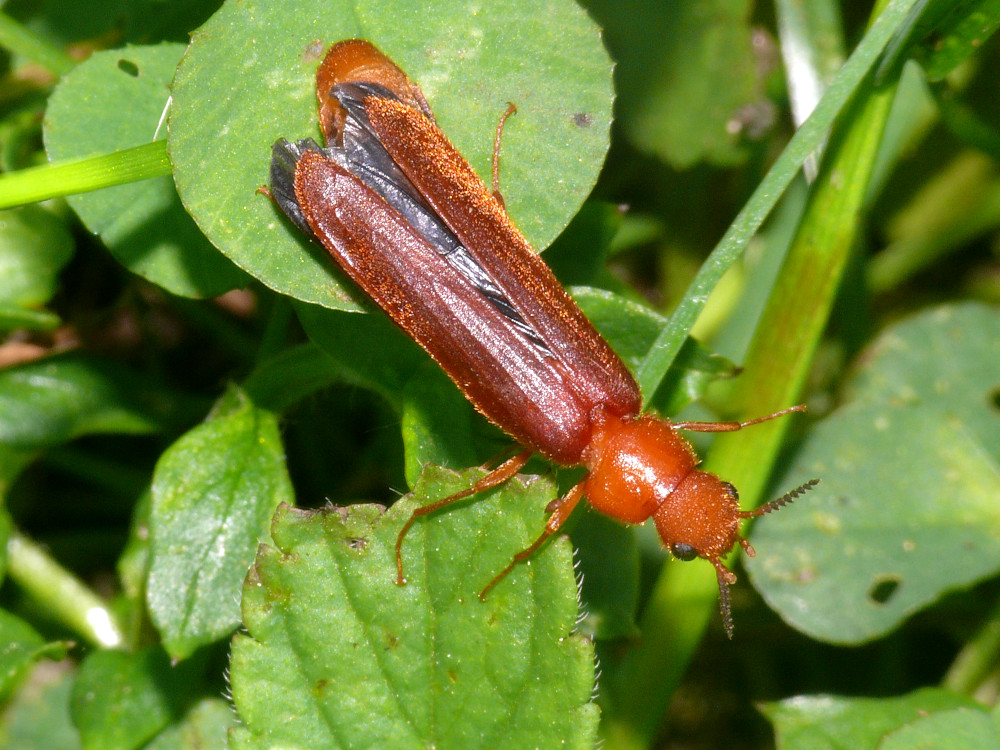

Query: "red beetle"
(269, 40), (816, 636)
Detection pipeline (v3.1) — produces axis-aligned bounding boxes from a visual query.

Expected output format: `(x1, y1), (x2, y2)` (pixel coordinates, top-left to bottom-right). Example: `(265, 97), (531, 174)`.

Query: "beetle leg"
(491, 102), (518, 207)
(395, 448), (532, 585)
(479, 478), (586, 599)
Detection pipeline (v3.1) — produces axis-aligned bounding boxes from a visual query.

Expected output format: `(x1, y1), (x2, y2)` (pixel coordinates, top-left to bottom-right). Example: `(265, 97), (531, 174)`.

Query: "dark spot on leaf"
(989, 386), (1000, 411)
(117, 59), (139, 77)
(303, 39), (325, 63)
(347, 536), (367, 551)
(447, 668), (458, 684)
(795, 566), (817, 584)
(385, 632), (399, 650)
(868, 575), (901, 605)
(314, 678), (329, 696)
(572, 112), (593, 128)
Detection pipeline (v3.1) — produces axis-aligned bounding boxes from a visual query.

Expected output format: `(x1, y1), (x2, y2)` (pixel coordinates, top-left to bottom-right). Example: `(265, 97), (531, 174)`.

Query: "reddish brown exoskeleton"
(269, 40), (817, 637)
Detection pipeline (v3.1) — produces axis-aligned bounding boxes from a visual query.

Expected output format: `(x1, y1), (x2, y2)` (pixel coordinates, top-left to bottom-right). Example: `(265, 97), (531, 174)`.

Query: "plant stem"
(7, 531), (124, 648)
(942, 597), (1000, 696)
(0, 12), (75, 77)
(635, 0), (922, 400)
(709, 75), (898, 506)
(604, 9), (903, 750)
(0, 141), (171, 210)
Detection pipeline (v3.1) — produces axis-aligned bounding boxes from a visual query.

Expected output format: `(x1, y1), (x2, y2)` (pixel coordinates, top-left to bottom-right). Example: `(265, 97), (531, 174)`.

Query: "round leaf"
(749, 303), (1000, 643)
(43, 44), (248, 298)
(169, 0), (613, 309)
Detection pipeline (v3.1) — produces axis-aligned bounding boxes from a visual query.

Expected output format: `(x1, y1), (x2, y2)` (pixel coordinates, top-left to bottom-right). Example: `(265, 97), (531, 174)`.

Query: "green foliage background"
(2, 0), (1000, 748)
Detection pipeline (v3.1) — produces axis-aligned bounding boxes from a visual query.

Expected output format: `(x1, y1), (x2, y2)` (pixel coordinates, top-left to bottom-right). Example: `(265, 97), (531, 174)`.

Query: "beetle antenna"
(717, 568), (734, 639)
(740, 478), (819, 519)
(707, 557), (738, 639)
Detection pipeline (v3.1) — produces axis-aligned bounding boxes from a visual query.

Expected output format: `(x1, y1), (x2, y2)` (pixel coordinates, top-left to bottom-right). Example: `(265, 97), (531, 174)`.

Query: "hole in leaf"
(117, 59), (140, 77)
(868, 575), (901, 605)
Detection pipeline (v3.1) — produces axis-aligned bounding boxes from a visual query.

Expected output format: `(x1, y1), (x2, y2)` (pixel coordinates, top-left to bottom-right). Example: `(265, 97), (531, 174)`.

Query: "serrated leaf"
(69, 647), (195, 750)
(169, 0), (613, 310)
(147, 388), (293, 660)
(0, 353), (173, 449)
(761, 688), (977, 750)
(230, 466), (598, 749)
(43, 44), (247, 298)
(0, 610), (70, 702)
(749, 303), (1000, 643)
(0, 205), (73, 312)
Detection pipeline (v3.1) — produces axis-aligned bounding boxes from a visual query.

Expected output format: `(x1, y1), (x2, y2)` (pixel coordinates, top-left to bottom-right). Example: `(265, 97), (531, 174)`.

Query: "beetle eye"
(670, 543), (698, 561)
